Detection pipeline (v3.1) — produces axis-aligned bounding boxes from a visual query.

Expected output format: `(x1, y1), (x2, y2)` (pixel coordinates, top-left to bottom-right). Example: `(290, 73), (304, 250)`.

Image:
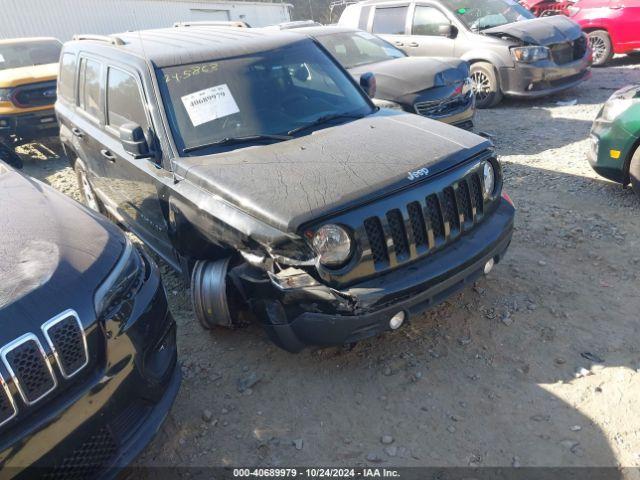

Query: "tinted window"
(439, 0), (534, 31)
(107, 68), (149, 131)
(58, 53), (77, 102)
(0, 40), (61, 71)
(316, 31), (405, 69)
(158, 41), (373, 155)
(79, 58), (103, 120)
(372, 6), (408, 34)
(412, 6), (451, 35)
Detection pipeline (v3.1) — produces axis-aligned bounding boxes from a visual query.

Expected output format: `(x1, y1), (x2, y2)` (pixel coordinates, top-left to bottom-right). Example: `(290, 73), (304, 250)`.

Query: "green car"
(589, 84), (640, 196)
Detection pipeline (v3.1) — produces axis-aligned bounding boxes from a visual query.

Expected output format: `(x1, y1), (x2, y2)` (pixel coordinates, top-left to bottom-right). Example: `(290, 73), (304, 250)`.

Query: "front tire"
(588, 30), (613, 67)
(629, 145), (640, 198)
(191, 258), (236, 330)
(470, 62), (503, 109)
(74, 158), (102, 213)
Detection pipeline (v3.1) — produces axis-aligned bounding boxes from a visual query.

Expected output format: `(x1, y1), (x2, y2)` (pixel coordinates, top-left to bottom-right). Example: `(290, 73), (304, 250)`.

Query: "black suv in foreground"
(0, 162), (179, 476)
(56, 26), (515, 353)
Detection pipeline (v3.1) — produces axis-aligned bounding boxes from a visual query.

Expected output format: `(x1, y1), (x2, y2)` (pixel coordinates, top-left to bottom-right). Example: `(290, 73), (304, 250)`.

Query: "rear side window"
(358, 6), (372, 30)
(58, 53), (77, 102)
(106, 68), (149, 131)
(78, 58), (103, 120)
(372, 6), (408, 34)
(412, 6), (451, 35)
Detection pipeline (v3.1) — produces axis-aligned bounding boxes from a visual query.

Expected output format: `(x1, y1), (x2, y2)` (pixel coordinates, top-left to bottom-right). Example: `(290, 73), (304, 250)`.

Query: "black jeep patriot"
(56, 26), (515, 352)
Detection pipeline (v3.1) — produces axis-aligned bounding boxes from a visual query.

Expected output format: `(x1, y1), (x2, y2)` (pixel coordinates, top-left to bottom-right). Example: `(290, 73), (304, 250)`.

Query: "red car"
(519, 0), (571, 16)
(522, 0), (640, 66)
(567, 0), (640, 65)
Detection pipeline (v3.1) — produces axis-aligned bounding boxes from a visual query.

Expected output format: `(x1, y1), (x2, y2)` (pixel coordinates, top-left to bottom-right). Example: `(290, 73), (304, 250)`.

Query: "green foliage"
(250, 0), (348, 25)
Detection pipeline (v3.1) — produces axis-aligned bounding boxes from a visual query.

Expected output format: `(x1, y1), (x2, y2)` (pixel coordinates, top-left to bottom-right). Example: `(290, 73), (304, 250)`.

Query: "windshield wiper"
(286, 112), (367, 136)
(183, 134), (292, 154)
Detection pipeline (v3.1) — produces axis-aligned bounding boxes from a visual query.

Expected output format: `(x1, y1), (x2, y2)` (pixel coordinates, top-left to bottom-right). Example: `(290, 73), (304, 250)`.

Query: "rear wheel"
(629, 145), (640, 198)
(74, 158), (102, 213)
(470, 62), (503, 109)
(588, 30), (613, 67)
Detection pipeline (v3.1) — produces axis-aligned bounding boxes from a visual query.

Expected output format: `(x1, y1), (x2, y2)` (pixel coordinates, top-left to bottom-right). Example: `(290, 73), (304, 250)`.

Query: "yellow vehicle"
(0, 37), (61, 167)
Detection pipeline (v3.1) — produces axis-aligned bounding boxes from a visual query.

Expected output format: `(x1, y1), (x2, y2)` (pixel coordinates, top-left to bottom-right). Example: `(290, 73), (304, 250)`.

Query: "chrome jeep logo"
(407, 167), (430, 181)
(42, 89), (56, 98)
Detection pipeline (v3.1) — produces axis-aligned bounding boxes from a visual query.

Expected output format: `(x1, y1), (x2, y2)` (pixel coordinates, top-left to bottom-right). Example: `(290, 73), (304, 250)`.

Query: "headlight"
(373, 98), (404, 111)
(0, 88), (13, 103)
(482, 161), (496, 199)
(511, 46), (550, 63)
(600, 98), (635, 122)
(94, 237), (145, 317)
(312, 224), (353, 268)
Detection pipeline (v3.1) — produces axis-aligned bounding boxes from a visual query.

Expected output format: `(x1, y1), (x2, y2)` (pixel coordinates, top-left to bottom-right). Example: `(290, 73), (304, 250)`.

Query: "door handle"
(395, 41), (404, 47)
(71, 127), (84, 138)
(408, 42), (419, 47)
(100, 149), (116, 162)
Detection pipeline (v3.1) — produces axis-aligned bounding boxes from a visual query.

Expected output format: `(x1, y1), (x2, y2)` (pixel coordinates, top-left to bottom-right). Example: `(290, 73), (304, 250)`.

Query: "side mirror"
(119, 122), (150, 159)
(438, 24), (457, 38)
(360, 72), (377, 98)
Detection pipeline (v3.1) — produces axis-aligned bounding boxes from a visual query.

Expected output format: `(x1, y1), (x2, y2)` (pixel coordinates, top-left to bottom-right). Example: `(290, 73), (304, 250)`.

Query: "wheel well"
(583, 27), (608, 35)
(623, 137), (640, 185)
(62, 141), (79, 168)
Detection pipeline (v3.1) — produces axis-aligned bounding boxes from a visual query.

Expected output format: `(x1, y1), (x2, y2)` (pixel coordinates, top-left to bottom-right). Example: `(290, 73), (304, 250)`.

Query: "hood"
(349, 56), (469, 100)
(0, 62), (58, 88)
(0, 167), (125, 336)
(483, 15), (582, 46)
(175, 111), (491, 232)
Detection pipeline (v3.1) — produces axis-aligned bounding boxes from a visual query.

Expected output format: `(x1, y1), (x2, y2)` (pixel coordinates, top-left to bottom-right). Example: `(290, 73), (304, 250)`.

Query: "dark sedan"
(0, 162), (180, 476)
(299, 26), (475, 129)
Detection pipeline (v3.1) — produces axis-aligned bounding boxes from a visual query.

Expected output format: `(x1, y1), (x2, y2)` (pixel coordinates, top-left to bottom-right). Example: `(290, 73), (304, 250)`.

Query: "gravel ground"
(18, 56), (640, 469)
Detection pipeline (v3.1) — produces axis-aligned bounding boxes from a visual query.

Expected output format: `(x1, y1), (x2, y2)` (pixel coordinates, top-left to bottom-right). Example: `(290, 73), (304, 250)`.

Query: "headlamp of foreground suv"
(312, 224), (353, 268)
(94, 237), (145, 317)
(511, 46), (550, 63)
(483, 161), (496, 199)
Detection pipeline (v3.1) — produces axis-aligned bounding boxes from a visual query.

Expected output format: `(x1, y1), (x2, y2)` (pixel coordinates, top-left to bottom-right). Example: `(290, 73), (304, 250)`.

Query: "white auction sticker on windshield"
(181, 84), (239, 127)
(0, 54), (4, 63)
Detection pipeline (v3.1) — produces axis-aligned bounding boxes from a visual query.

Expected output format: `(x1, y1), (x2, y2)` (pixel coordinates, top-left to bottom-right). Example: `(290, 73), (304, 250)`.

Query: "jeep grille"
(0, 310), (89, 426)
(362, 167), (488, 269)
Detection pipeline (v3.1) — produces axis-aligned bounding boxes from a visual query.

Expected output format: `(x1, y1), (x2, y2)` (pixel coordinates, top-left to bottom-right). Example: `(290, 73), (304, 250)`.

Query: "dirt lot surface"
(19, 57), (640, 470)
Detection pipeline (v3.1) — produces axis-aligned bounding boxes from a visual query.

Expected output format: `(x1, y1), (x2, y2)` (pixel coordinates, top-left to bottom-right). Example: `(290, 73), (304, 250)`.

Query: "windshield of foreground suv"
(315, 31), (406, 69)
(158, 40), (374, 155)
(440, 0), (535, 31)
(0, 40), (62, 71)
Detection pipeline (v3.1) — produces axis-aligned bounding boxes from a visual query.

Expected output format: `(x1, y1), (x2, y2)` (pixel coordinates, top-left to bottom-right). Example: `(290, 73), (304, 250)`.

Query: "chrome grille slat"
(42, 310), (88, 379)
(1, 334), (57, 406)
(0, 374), (17, 427)
(0, 310), (89, 427)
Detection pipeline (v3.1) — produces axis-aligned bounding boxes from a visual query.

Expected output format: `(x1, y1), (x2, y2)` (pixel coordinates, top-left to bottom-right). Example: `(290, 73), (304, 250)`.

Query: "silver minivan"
(339, 0), (592, 108)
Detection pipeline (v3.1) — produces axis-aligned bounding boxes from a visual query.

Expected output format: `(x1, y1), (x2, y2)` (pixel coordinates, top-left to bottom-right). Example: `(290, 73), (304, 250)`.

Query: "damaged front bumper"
(251, 198), (514, 353)
(499, 56), (591, 98)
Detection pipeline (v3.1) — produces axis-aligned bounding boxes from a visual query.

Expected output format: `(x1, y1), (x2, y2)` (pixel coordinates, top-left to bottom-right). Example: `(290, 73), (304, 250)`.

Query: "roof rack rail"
(72, 34), (125, 46)
(173, 20), (250, 28)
